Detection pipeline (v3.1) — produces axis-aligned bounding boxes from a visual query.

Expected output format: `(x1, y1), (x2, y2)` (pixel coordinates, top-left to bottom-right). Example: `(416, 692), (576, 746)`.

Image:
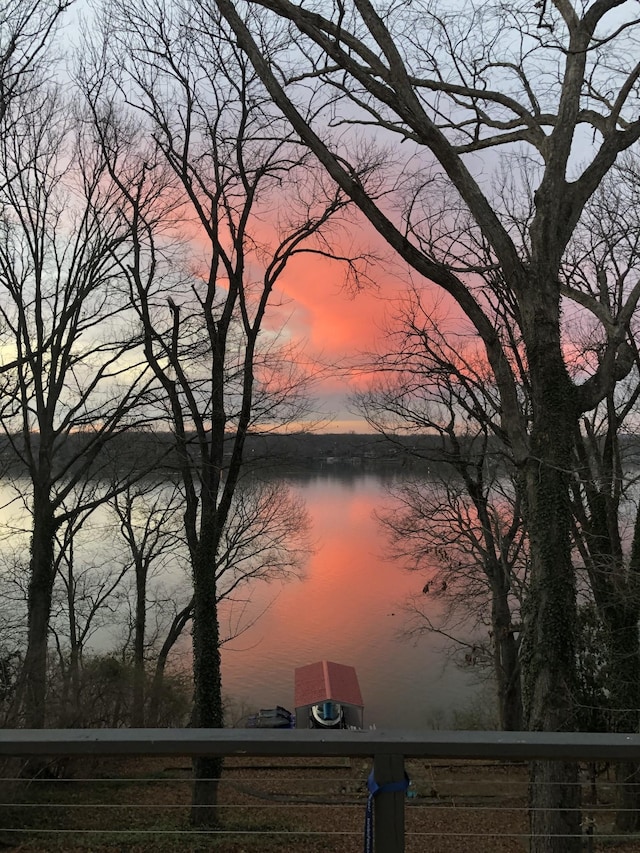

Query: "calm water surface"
(0, 472), (474, 729)
(220, 473), (472, 729)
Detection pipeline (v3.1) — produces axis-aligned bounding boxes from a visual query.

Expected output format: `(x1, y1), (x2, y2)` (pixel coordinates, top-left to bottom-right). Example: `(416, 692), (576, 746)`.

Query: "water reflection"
(221, 474), (472, 729)
(0, 472), (474, 729)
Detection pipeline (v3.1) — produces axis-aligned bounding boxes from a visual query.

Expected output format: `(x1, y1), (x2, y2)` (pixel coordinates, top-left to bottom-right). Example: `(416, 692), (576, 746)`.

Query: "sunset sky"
(59, 7), (447, 435)
(275, 243), (416, 432)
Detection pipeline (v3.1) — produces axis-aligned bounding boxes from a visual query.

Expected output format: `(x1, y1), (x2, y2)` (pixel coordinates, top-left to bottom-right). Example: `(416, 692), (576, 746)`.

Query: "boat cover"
(294, 660), (363, 710)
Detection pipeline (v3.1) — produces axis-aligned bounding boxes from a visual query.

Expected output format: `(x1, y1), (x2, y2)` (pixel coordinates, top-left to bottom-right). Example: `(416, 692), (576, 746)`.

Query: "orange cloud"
(277, 255), (382, 352)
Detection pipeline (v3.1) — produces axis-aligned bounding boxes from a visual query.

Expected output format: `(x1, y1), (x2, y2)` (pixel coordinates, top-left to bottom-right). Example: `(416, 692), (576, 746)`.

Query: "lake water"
(219, 472), (474, 729)
(0, 471), (477, 729)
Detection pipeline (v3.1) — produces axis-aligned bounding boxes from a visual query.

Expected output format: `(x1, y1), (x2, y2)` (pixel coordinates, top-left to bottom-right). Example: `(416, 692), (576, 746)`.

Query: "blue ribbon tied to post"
(364, 768), (410, 853)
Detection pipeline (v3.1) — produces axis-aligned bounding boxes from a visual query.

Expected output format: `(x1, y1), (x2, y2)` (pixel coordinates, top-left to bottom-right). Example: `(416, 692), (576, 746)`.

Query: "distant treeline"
(4, 430), (639, 481)
(0, 430), (456, 480)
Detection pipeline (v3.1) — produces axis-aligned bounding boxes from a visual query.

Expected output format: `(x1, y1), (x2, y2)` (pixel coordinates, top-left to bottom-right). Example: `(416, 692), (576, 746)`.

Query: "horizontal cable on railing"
(6, 828), (638, 840)
(5, 779), (638, 788)
(407, 831), (640, 838)
(0, 828), (363, 836)
(6, 800), (633, 808)
(0, 775), (361, 783)
(3, 772), (629, 781)
(0, 802), (365, 809)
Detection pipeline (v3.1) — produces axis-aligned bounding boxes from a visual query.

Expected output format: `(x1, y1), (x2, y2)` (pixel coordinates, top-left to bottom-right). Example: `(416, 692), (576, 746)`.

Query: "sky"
(57, 0), (636, 436)
(181, 211), (420, 433)
(53, 4), (440, 435)
(57, 4), (445, 435)
(273, 243), (413, 432)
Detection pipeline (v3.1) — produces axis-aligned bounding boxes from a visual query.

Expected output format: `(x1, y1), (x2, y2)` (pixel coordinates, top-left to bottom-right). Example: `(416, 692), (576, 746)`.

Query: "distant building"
(294, 660), (364, 729)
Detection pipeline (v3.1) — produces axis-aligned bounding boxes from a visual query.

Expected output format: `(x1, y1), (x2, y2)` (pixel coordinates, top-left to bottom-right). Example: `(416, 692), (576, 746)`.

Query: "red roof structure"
(294, 660), (363, 710)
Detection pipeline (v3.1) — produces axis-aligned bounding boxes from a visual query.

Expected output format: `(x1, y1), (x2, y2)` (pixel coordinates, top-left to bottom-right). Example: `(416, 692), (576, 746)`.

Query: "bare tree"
(0, 0), (71, 128)
(362, 153), (640, 823)
(0, 83), (150, 728)
(359, 293), (526, 730)
(562, 158), (640, 831)
(49, 486), (130, 726)
(84, 0), (363, 823)
(211, 2), (640, 847)
(135, 477), (310, 726)
(110, 481), (184, 727)
(394, 474), (526, 730)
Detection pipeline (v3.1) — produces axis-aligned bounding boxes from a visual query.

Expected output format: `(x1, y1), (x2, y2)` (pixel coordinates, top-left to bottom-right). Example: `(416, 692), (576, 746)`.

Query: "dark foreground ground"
(0, 755), (638, 852)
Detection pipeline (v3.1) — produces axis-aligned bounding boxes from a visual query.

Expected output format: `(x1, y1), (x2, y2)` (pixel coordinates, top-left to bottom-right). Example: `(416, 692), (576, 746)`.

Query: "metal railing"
(1, 728), (640, 851)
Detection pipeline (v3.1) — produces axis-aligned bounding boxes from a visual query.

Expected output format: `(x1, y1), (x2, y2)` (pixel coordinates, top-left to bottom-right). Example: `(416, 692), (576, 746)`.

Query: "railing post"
(373, 752), (405, 853)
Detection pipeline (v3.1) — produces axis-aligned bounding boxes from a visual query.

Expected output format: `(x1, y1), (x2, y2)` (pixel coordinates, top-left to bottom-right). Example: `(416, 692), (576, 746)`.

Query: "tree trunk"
(608, 618), (640, 832)
(529, 761), (581, 853)
(67, 643), (81, 726)
(132, 557), (147, 727)
(520, 289), (581, 853)
(492, 575), (522, 731)
(66, 558), (82, 726)
(494, 627), (522, 731)
(190, 532), (223, 826)
(147, 601), (192, 726)
(22, 485), (57, 729)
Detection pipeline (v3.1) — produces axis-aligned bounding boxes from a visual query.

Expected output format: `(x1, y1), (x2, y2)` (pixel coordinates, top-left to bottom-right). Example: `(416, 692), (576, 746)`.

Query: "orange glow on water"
(218, 476), (470, 728)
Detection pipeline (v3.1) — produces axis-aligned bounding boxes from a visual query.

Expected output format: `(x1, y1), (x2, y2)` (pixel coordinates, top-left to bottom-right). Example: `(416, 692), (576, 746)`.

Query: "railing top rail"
(1, 728), (639, 761)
